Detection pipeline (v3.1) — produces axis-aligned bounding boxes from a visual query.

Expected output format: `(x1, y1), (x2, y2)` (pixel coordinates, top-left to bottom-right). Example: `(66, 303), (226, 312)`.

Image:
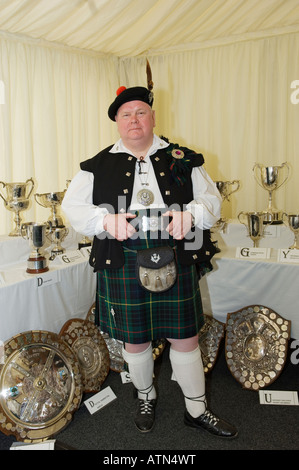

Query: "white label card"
(236, 247), (271, 259)
(54, 250), (84, 264)
(84, 386), (117, 415)
(35, 269), (60, 289)
(278, 249), (299, 263)
(259, 390), (299, 406)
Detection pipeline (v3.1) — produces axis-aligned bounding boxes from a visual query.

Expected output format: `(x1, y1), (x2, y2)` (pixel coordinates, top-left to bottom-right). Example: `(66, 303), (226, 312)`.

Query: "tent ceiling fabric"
(0, 0), (299, 57)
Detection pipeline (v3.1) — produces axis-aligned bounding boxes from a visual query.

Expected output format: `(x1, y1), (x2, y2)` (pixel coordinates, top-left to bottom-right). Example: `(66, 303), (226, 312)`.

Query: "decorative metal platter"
(225, 305), (291, 390)
(59, 318), (110, 393)
(0, 330), (83, 442)
(198, 315), (225, 373)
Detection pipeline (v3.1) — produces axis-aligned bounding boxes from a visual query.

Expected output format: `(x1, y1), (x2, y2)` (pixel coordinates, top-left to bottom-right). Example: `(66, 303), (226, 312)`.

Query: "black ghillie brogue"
(184, 409), (238, 438)
(134, 399), (156, 433)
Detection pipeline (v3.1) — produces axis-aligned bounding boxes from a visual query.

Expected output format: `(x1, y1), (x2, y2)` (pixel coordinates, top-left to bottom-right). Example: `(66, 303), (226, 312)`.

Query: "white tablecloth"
(0, 229), (96, 342)
(200, 219), (299, 339)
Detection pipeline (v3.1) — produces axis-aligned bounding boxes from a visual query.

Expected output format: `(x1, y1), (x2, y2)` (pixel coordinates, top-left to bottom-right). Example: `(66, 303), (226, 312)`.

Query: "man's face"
(115, 100), (155, 147)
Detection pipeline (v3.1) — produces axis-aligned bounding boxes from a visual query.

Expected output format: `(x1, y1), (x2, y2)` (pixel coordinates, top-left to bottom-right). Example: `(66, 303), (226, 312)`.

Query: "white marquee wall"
(0, 26), (299, 234)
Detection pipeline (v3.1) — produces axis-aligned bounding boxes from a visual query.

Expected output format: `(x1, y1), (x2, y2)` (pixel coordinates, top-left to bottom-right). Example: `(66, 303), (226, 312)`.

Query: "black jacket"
(80, 144), (217, 271)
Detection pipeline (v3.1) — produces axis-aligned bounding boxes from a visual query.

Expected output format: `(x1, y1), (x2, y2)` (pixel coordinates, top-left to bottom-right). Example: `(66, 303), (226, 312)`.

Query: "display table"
(200, 219), (299, 339)
(0, 229), (96, 342)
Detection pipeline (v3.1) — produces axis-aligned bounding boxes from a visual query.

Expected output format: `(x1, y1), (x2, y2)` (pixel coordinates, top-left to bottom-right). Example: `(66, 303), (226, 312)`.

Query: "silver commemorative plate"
(0, 330), (82, 442)
(225, 305), (291, 390)
(59, 318), (110, 393)
(198, 315), (225, 373)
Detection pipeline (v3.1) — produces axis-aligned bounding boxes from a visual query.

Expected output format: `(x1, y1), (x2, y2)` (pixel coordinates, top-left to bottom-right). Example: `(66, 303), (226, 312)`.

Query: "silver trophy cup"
(253, 162), (289, 224)
(214, 180), (240, 229)
(34, 190), (66, 227)
(282, 213), (299, 249)
(48, 225), (69, 258)
(238, 211), (266, 247)
(0, 178), (34, 236)
(21, 222), (50, 273)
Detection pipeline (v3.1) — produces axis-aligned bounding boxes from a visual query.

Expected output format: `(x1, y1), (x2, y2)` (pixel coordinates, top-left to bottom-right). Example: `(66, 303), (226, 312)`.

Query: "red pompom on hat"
(116, 86), (126, 96)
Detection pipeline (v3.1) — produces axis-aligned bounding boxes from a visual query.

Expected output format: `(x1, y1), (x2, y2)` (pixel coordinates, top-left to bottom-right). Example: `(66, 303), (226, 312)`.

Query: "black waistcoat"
(80, 144), (217, 271)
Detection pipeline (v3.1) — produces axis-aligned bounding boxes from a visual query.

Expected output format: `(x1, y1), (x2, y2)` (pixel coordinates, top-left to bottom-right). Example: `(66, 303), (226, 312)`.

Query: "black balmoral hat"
(108, 86), (154, 121)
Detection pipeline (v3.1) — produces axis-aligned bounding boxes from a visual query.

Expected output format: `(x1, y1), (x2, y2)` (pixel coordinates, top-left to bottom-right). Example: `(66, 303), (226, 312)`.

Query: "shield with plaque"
(0, 330), (83, 442)
(225, 305), (291, 390)
(59, 318), (110, 393)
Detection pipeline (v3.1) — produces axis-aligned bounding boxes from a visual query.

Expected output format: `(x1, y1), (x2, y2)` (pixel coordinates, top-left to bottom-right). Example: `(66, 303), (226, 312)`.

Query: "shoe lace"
(139, 399), (154, 415)
(202, 410), (219, 426)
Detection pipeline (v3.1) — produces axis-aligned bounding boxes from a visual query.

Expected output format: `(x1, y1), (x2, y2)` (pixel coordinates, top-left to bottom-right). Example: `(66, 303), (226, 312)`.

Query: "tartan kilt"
(95, 234), (204, 344)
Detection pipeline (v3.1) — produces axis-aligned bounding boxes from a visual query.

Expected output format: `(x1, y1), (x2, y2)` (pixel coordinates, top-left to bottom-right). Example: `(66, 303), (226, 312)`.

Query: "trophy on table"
(238, 211), (266, 247)
(21, 221), (51, 273)
(48, 225), (69, 259)
(282, 213), (299, 249)
(34, 190), (66, 227)
(253, 162), (289, 224)
(214, 180), (240, 229)
(0, 178), (34, 236)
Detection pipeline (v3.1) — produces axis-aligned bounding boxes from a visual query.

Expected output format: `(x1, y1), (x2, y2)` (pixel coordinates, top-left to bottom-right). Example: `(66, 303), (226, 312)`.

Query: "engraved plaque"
(225, 305), (291, 390)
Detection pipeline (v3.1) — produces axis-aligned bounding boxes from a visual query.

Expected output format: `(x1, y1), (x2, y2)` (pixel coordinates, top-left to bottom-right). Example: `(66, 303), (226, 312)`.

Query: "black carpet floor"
(1, 342), (299, 452)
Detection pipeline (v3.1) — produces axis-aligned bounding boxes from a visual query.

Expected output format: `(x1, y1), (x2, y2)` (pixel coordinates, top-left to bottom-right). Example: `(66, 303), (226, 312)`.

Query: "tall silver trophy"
(253, 162), (289, 224)
(21, 222), (50, 273)
(34, 190), (66, 227)
(282, 213), (299, 249)
(238, 211), (266, 247)
(215, 180), (240, 228)
(0, 178), (34, 236)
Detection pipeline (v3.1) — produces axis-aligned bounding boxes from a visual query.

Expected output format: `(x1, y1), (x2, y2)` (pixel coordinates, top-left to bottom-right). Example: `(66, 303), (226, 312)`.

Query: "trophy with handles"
(253, 162), (289, 224)
(34, 190), (66, 227)
(0, 178), (34, 236)
(214, 180), (240, 229)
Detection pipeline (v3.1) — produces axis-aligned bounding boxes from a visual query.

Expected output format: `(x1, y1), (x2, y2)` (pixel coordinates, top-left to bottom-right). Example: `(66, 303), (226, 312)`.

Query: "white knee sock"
(122, 344), (157, 401)
(169, 346), (206, 417)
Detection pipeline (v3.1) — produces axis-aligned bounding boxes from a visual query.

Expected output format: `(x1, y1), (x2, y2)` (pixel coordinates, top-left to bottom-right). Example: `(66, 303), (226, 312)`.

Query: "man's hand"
(103, 213), (136, 241)
(163, 211), (193, 240)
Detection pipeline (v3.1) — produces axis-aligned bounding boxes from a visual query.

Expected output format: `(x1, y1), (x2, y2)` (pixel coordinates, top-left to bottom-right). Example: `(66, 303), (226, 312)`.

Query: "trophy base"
(26, 256), (49, 274)
(9, 228), (22, 237)
(78, 236), (92, 250)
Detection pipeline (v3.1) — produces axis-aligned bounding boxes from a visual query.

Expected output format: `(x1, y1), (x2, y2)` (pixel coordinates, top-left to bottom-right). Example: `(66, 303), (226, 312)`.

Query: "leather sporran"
(136, 246), (177, 293)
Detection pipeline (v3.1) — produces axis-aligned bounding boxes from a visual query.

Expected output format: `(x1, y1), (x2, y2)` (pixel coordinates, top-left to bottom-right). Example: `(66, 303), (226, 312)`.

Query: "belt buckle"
(141, 215), (160, 232)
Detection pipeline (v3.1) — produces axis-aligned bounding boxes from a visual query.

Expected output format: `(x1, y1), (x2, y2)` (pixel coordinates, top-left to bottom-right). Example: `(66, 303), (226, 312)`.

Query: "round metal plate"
(225, 305), (291, 390)
(0, 330), (83, 442)
(59, 318), (110, 393)
(198, 315), (225, 373)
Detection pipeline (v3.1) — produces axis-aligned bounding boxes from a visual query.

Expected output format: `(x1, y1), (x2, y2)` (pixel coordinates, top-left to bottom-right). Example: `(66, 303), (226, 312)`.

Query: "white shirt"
(61, 135), (221, 237)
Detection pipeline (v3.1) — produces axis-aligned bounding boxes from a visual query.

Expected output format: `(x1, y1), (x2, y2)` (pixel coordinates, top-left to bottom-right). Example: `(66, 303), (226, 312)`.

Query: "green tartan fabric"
(95, 227), (204, 344)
